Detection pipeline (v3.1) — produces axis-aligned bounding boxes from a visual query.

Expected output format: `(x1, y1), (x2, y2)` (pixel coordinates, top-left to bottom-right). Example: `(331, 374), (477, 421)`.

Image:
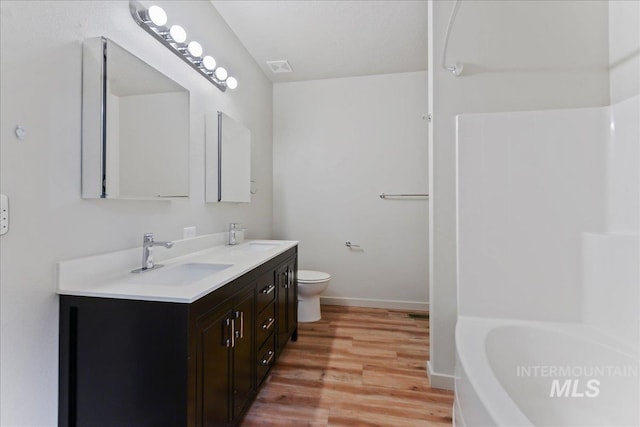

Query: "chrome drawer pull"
(261, 350), (275, 366)
(261, 284), (275, 295)
(261, 317), (275, 331)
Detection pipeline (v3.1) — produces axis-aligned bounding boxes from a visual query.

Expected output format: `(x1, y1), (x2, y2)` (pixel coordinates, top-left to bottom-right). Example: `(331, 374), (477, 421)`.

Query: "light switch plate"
(0, 194), (8, 236)
(183, 226), (196, 239)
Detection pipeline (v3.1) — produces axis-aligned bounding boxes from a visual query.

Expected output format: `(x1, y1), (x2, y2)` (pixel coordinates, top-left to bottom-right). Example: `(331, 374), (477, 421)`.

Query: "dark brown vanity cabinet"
(59, 246), (297, 427)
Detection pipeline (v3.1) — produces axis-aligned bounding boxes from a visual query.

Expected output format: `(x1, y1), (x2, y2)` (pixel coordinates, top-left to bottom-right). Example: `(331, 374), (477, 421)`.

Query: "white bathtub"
(454, 317), (639, 427)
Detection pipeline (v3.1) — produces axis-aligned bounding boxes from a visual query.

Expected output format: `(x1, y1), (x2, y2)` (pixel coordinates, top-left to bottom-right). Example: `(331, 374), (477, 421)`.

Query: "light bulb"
(147, 5), (167, 27)
(215, 67), (228, 81)
(202, 56), (216, 71)
(187, 41), (203, 58)
(169, 25), (187, 43)
(226, 77), (238, 89)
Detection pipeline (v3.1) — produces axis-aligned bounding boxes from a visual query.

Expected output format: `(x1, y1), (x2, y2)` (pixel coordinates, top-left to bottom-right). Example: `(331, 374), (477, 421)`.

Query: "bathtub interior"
(486, 325), (639, 427)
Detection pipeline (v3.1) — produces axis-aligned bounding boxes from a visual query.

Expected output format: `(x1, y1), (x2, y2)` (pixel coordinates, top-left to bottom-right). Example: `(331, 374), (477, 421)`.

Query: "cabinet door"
(196, 305), (232, 427)
(231, 287), (255, 421)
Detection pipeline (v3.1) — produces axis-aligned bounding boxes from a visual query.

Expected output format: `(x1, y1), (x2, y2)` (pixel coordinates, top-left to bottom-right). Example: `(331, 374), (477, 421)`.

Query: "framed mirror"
(82, 37), (190, 199)
(205, 112), (251, 203)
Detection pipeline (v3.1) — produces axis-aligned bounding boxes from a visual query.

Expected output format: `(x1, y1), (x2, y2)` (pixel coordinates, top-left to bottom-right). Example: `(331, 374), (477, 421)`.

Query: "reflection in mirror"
(205, 112), (251, 203)
(82, 37), (190, 199)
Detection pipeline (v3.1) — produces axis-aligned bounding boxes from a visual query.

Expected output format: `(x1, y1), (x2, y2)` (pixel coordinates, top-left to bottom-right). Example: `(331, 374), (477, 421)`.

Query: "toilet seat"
(297, 270), (331, 283)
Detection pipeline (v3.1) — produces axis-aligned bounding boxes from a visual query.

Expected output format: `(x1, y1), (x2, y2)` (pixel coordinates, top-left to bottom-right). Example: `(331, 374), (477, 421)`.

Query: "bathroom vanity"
(58, 239), (297, 427)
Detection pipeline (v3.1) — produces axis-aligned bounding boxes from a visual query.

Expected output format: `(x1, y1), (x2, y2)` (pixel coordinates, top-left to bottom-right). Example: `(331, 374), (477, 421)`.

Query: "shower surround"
(454, 95), (639, 426)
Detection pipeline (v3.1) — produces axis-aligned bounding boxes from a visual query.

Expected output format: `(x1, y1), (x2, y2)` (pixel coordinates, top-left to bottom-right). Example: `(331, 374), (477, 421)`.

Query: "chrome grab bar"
(379, 193), (429, 199)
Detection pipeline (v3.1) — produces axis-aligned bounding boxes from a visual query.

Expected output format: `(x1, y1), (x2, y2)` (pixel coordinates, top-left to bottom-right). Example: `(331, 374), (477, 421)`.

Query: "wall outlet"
(183, 226), (196, 239)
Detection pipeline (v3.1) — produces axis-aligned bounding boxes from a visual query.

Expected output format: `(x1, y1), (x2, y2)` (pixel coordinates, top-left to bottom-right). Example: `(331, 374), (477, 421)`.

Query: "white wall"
(0, 1), (273, 425)
(428, 0), (610, 388)
(456, 106), (608, 320)
(609, 0), (640, 103)
(273, 72), (429, 310)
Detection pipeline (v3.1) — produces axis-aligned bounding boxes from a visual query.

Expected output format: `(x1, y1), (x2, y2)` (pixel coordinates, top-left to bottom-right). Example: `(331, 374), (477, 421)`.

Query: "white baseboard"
(320, 296), (428, 312)
(427, 360), (455, 390)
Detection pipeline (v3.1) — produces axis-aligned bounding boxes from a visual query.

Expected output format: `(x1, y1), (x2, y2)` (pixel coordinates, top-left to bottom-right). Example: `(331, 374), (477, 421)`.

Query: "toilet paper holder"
(345, 241), (360, 248)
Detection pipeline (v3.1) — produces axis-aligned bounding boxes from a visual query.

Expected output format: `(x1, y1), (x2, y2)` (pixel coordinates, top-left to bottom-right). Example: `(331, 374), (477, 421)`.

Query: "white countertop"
(57, 238), (298, 303)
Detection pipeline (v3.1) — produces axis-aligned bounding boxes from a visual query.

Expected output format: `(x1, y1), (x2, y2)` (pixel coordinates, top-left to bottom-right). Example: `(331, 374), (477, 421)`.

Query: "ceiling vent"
(266, 60), (293, 73)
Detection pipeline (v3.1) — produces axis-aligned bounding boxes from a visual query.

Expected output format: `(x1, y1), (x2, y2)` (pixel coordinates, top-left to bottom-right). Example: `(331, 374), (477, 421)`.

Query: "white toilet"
(297, 270), (331, 322)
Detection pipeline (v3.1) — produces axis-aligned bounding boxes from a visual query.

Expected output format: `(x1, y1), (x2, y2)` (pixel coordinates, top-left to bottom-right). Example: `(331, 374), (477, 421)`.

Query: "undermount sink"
(238, 242), (282, 252)
(128, 262), (233, 286)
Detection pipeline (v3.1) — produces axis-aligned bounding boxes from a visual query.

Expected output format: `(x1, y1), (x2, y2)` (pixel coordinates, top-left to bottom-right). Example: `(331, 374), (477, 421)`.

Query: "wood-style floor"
(241, 305), (454, 426)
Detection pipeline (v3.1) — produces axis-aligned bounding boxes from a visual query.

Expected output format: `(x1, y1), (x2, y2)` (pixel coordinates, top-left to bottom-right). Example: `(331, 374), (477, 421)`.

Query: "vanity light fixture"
(187, 41), (203, 58)
(169, 25), (187, 44)
(214, 67), (228, 81)
(226, 77), (238, 90)
(130, 1), (238, 91)
(202, 55), (216, 71)
(147, 5), (167, 26)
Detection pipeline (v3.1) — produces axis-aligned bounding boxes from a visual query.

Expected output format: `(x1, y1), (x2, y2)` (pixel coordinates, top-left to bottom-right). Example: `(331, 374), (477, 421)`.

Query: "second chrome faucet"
(132, 233), (174, 273)
(228, 223), (247, 245)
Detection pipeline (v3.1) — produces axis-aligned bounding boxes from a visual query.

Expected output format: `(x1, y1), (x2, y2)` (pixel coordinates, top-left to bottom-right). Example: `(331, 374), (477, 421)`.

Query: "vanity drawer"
(256, 303), (275, 346)
(256, 335), (276, 386)
(256, 273), (276, 312)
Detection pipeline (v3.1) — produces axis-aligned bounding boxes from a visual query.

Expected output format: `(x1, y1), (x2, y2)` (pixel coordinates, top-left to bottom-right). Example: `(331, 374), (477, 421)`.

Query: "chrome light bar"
(129, 1), (238, 92)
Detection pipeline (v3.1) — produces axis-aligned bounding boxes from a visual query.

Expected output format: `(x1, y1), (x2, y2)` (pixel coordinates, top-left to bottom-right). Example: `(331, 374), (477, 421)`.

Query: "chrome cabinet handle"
(261, 350), (275, 366)
(230, 318), (235, 348)
(261, 284), (275, 295)
(235, 311), (244, 339)
(283, 271), (288, 288)
(261, 317), (275, 331)
(225, 318), (232, 348)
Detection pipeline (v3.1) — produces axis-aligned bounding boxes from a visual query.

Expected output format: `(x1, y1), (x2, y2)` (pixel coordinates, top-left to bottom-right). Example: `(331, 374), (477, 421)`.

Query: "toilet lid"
(297, 270), (331, 283)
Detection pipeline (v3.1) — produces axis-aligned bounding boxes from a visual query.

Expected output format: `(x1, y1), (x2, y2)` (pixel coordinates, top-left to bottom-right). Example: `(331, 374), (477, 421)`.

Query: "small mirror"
(205, 112), (251, 203)
(82, 37), (190, 199)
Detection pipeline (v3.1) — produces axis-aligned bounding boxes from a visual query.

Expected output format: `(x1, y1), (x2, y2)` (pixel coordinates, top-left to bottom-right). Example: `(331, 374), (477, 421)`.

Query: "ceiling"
(211, 1), (428, 83)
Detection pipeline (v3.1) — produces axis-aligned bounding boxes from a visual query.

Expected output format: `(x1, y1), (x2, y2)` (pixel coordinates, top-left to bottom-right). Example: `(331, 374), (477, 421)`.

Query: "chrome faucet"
(132, 233), (174, 273)
(228, 223), (247, 245)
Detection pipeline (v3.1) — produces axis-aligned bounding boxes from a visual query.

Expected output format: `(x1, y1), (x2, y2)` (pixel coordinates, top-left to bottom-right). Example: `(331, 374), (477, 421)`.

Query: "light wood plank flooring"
(241, 305), (454, 426)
